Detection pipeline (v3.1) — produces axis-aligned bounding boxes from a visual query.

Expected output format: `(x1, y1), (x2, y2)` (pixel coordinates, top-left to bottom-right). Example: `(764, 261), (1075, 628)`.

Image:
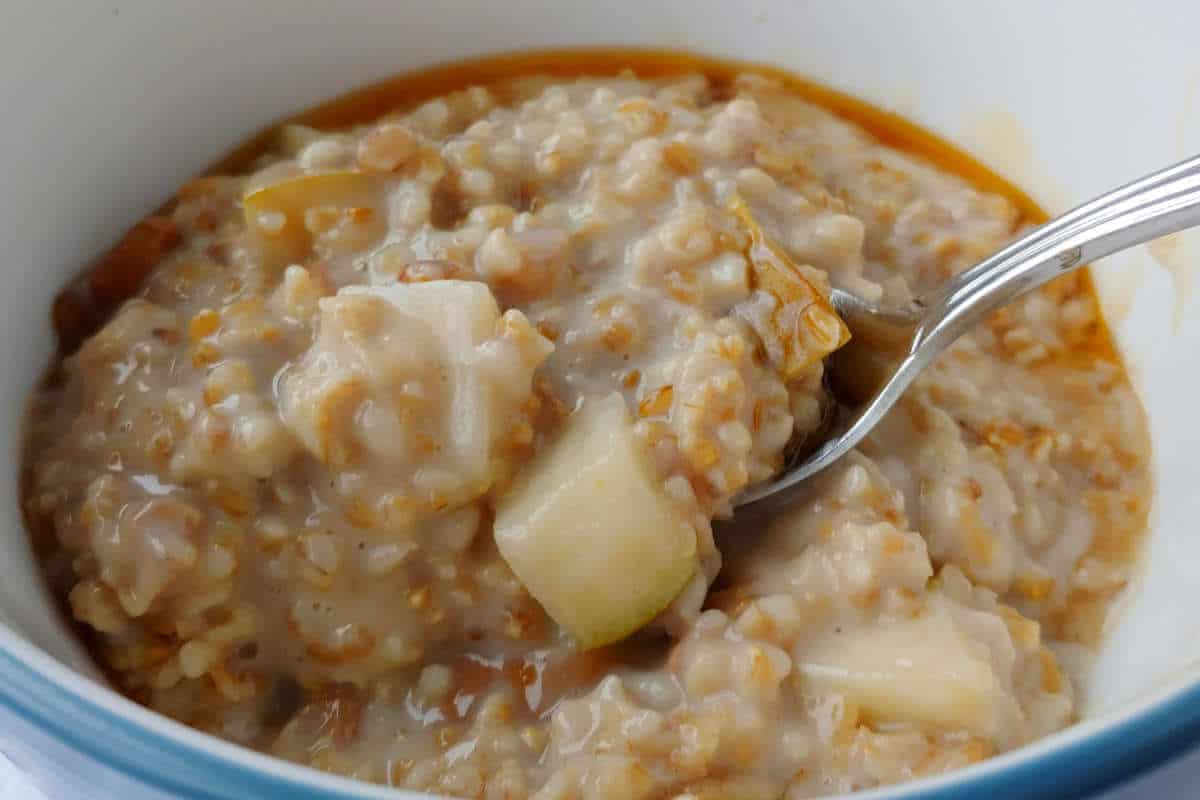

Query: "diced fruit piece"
(797, 602), (1011, 739)
(494, 394), (698, 649)
(338, 280), (549, 484)
(729, 196), (850, 379)
(279, 280), (552, 508)
(242, 171), (381, 266)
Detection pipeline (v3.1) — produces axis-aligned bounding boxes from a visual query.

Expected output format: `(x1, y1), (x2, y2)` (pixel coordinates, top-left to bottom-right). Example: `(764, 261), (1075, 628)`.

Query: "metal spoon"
(737, 153), (1200, 512)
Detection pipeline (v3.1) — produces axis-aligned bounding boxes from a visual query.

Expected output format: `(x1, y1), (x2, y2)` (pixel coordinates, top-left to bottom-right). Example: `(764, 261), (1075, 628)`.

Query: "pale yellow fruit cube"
(797, 602), (1015, 739)
(494, 394), (699, 649)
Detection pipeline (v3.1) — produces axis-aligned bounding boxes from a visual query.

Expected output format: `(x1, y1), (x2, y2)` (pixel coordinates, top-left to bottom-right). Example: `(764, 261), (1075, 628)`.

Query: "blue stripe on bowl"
(1, 639), (1199, 800)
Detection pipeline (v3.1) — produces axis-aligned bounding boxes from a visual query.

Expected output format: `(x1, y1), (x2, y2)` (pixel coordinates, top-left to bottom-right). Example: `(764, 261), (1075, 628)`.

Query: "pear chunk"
(729, 196), (850, 379)
(797, 603), (1013, 739)
(495, 394), (699, 649)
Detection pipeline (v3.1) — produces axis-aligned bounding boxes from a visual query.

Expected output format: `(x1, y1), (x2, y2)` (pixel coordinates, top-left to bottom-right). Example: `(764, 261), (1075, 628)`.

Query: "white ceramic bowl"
(2, 1), (1199, 797)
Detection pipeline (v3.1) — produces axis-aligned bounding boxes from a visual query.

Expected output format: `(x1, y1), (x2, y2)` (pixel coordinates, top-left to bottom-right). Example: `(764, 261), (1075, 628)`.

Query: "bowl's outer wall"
(2, 0), (1199, 797)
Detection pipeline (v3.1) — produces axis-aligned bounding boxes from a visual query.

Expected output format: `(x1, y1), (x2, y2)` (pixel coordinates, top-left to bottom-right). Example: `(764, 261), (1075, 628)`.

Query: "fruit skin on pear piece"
(494, 393), (699, 650)
(243, 171), (382, 267)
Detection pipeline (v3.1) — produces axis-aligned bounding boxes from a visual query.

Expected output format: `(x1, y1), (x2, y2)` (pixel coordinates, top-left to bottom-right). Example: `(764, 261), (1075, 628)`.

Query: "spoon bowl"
(738, 152), (1200, 512)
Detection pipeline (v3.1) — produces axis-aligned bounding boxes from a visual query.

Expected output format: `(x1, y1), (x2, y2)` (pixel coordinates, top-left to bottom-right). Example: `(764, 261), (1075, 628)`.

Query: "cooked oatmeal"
(22, 53), (1151, 799)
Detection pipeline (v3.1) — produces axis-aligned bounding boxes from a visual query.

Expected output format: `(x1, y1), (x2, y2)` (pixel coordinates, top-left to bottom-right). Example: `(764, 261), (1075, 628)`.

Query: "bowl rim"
(0, 619), (1198, 799)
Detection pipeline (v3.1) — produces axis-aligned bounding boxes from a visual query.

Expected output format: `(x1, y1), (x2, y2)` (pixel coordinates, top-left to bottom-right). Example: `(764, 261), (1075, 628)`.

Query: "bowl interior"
(2, 0), (1199, 794)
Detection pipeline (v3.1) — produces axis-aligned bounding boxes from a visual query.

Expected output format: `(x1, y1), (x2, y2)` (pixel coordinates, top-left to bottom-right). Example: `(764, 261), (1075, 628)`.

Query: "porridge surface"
(23, 58), (1151, 799)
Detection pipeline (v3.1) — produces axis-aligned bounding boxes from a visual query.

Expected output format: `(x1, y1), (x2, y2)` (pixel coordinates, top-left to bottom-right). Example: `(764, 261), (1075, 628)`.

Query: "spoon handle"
(914, 152), (1200, 354)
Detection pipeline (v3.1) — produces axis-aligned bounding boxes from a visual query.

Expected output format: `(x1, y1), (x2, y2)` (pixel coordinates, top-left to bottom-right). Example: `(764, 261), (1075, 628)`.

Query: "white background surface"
(0, 700), (1194, 800)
